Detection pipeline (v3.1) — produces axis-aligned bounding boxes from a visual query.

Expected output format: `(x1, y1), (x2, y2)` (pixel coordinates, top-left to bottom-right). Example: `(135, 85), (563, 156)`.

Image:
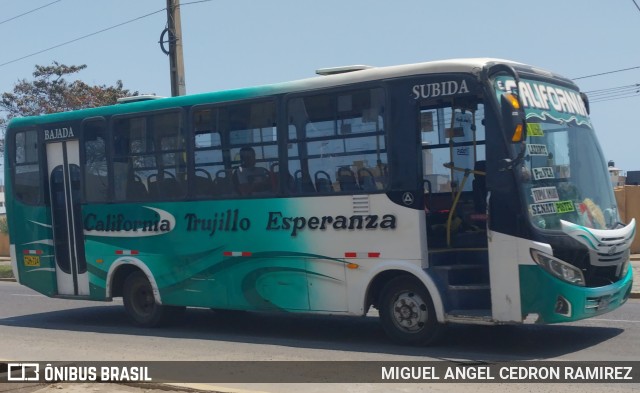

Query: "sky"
(1, 0), (639, 179)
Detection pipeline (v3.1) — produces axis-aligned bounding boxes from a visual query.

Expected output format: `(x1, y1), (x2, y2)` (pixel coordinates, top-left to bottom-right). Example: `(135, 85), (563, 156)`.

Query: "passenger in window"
(233, 147), (270, 195)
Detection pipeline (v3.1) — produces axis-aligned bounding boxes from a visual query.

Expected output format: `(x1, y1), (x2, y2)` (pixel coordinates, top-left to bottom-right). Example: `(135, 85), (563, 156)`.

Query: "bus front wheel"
(379, 276), (443, 345)
(123, 271), (184, 327)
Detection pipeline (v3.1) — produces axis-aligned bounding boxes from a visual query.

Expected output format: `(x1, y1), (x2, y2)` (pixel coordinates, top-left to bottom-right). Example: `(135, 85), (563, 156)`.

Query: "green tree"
(0, 62), (138, 149)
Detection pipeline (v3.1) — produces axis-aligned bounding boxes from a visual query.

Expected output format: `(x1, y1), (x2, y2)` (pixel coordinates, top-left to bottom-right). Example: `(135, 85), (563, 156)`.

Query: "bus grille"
(584, 288), (626, 314)
(591, 246), (629, 267)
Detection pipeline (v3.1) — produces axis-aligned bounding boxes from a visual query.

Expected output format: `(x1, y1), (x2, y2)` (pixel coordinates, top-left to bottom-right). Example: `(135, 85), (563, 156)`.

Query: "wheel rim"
(132, 283), (155, 317)
(390, 291), (428, 333)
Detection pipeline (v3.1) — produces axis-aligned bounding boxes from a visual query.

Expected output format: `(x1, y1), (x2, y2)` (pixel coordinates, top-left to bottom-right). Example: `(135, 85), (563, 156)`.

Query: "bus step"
(428, 249), (488, 267)
(445, 286), (491, 310)
(431, 264), (484, 270)
(446, 309), (493, 324)
(430, 264), (489, 289)
(448, 284), (490, 290)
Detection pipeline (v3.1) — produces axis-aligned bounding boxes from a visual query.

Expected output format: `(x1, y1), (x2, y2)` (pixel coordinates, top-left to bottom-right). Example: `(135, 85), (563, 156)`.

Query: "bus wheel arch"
(107, 260), (185, 327)
(366, 270), (406, 311)
(366, 270), (444, 321)
(107, 259), (162, 304)
(367, 271), (444, 345)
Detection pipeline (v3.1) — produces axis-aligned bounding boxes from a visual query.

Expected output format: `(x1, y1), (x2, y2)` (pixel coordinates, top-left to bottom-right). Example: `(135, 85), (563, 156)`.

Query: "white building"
(608, 160), (626, 187)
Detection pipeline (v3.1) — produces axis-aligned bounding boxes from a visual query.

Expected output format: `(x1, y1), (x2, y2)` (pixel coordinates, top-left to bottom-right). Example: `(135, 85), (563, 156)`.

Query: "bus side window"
(155, 111), (186, 200)
(287, 88), (388, 195)
(192, 108), (225, 198)
(13, 129), (41, 204)
(421, 102), (487, 248)
(227, 101), (278, 197)
(113, 117), (153, 201)
(112, 112), (185, 202)
(82, 120), (109, 202)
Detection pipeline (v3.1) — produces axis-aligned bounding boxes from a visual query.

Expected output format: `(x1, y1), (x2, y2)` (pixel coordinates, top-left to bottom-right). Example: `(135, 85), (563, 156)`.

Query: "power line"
(0, 0), (62, 26)
(573, 65), (640, 80)
(584, 83), (640, 103)
(0, 0), (215, 69)
(182, 0), (216, 5)
(585, 84), (640, 96)
(591, 93), (640, 103)
(0, 8), (166, 68)
(572, 0), (640, 80)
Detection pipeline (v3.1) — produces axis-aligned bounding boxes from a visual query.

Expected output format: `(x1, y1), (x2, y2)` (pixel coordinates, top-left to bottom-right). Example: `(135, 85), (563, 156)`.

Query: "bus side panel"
(307, 258), (348, 312)
(83, 194), (424, 313)
(227, 257), (310, 311)
(487, 231), (530, 323)
(8, 203), (58, 296)
(85, 238), (232, 307)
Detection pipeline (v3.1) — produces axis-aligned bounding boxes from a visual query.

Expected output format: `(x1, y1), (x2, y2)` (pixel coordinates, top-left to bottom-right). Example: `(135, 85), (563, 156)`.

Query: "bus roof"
(6, 58), (570, 129)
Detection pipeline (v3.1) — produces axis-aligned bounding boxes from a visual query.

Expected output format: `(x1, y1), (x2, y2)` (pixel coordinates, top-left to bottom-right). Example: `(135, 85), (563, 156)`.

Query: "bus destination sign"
(44, 126), (75, 141)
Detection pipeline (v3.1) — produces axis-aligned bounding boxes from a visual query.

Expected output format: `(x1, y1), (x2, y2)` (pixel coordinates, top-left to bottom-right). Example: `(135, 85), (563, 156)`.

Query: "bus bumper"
(519, 264), (633, 324)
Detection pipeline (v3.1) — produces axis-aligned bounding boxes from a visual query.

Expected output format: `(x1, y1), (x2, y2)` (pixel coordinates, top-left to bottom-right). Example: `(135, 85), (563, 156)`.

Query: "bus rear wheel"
(379, 276), (443, 345)
(123, 271), (184, 327)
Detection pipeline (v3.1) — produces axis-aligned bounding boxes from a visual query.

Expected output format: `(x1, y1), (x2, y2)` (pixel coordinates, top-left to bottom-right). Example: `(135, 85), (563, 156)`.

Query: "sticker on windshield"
(555, 200), (575, 213)
(530, 202), (557, 216)
(532, 167), (555, 181)
(531, 186), (559, 203)
(527, 144), (548, 156)
(527, 123), (544, 137)
(530, 200), (575, 216)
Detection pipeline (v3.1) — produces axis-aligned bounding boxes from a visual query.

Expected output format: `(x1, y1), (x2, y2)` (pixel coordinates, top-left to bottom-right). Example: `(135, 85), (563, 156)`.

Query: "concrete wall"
(614, 185), (640, 253)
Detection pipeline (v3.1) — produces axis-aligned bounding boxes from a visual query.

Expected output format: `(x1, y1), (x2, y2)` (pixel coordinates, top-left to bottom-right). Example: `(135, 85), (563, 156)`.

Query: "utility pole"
(165, 0), (186, 96)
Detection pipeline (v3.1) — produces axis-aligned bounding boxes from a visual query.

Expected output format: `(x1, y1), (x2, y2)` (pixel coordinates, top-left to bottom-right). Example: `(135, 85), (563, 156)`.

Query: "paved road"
(2, 255), (639, 392)
(0, 281), (639, 393)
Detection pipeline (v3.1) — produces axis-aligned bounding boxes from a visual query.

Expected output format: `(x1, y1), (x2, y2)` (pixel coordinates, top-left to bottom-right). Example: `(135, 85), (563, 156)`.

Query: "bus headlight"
(530, 249), (585, 286)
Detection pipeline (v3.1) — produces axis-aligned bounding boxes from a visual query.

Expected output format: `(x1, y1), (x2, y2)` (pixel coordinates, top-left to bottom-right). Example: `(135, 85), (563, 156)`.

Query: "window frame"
(283, 84), (389, 196)
(79, 116), (109, 203)
(109, 107), (187, 203)
(189, 98), (279, 200)
(11, 127), (43, 205)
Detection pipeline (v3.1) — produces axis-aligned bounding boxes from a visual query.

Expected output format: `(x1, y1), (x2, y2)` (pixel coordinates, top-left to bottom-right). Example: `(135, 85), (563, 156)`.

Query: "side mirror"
(501, 93), (526, 143)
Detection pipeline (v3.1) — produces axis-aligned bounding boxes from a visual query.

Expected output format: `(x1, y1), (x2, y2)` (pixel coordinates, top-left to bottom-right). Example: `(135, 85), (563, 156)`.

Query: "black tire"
(379, 275), (443, 345)
(122, 271), (184, 327)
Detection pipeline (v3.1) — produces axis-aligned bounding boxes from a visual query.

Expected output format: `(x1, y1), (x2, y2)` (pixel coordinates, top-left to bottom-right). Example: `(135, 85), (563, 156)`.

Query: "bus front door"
(46, 140), (89, 296)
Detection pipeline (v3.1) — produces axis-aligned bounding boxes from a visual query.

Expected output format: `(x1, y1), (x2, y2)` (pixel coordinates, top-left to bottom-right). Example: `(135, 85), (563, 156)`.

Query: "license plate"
(24, 255), (40, 267)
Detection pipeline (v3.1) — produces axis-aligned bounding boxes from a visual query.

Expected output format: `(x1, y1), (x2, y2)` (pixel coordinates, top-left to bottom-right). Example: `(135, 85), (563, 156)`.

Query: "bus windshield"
(521, 120), (618, 231)
(494, 76), (619, 231)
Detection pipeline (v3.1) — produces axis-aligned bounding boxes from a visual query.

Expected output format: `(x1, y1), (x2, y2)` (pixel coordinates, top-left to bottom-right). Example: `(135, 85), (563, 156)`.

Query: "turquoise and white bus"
(5, 59), (635, 345)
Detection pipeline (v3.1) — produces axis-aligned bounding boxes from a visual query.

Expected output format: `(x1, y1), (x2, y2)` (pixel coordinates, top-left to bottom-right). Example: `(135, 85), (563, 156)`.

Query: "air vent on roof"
(117, 94), (164, 104)
(315, 65), (374, 76)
